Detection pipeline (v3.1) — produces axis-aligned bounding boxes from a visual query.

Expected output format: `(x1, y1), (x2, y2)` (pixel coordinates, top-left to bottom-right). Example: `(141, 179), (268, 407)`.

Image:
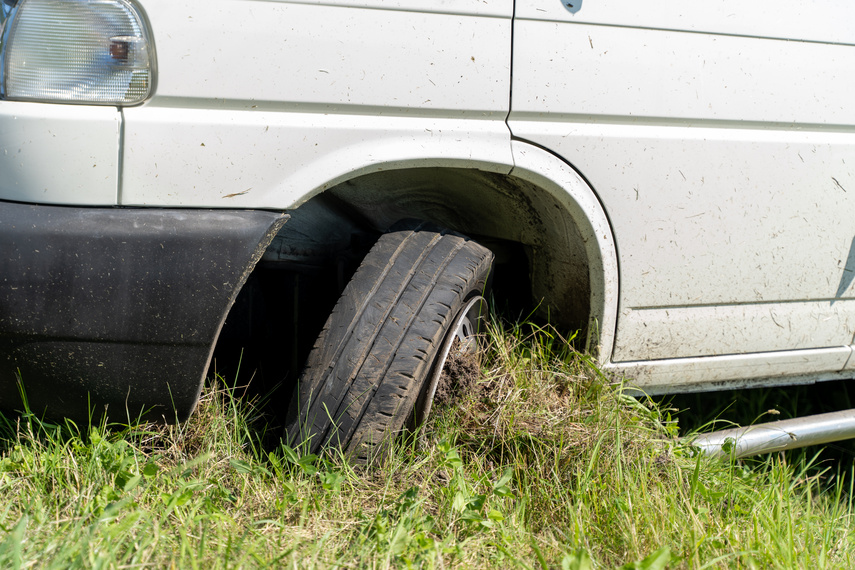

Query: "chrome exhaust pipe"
(691, 409), (855, 458)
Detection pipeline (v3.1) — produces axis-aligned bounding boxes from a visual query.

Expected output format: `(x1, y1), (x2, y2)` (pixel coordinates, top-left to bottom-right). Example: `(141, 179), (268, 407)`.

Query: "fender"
(119, 107), (515, 209)
(273, 137), (620, 362)
(121, 109), (619, 356)
(508, 140), (620, 361)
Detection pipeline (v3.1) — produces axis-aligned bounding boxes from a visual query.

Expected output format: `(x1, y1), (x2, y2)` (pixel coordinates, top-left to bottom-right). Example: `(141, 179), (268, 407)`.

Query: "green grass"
(660, 380), (855, 488)
(1, 319), (854, 568)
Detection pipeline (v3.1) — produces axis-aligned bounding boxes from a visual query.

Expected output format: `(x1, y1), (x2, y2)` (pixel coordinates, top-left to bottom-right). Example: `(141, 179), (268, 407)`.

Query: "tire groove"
(291, 225), (430, 446)
(286, 222), (494, 464)
(312, 229), (447, 447)
(338, 237), (468, 452)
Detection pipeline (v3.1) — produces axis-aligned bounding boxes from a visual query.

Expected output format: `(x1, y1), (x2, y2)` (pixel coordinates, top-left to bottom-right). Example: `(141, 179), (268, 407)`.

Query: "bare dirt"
(432, 340), (481, 406)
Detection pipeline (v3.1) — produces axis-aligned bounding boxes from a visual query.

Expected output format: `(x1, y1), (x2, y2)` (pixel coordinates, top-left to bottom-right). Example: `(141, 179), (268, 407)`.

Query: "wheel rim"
(412, 295), (487, 426)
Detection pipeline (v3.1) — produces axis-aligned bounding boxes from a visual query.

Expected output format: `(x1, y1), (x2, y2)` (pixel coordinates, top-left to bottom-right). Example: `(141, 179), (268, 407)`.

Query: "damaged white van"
(1, 0), (853, 460)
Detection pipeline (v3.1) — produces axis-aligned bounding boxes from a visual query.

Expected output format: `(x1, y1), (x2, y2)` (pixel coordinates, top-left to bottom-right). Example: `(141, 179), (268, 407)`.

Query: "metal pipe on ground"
(691, 409), (855, 458)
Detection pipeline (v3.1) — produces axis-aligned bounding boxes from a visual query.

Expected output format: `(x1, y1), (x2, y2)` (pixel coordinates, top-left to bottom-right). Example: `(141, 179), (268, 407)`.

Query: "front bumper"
(0, 200), (286, 423)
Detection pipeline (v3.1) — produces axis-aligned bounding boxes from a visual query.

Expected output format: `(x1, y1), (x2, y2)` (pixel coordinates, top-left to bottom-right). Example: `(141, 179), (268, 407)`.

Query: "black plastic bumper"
(0, 201), (287, 423)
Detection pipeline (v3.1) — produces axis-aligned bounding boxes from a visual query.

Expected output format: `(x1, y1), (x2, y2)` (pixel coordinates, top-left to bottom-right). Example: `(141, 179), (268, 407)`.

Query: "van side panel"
(120, 0), (514, 208)
(511, 0), (855, 361)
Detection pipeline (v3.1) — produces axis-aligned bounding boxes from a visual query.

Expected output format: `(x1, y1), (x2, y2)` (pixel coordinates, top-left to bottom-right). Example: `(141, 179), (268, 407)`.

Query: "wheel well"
(214, 166), (598, 405)
(325, 167), (592, 332)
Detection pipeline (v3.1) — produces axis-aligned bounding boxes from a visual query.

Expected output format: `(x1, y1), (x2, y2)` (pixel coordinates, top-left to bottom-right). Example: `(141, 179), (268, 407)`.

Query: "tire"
(284, 221), (493, 463)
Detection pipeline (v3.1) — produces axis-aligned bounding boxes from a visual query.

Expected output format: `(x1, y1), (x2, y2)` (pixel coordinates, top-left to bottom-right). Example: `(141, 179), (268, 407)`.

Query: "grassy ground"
(660, 379), (855, 489)
(1, 320), (854, 568)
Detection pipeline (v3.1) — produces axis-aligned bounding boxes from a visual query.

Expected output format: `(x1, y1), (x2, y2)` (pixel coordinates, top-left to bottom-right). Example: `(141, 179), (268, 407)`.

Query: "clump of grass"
(0, 318), (854, 568)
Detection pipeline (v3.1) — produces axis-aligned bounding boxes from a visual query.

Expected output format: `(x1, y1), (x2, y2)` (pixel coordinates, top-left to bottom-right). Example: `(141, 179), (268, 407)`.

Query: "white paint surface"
(263, 0), (511, 18)
(120, 0), (513, 206)
(121, 108), (513, 207)
(609, 347), (853, 395)
(617, 301), (855, 361)
(137, 0), (511, 114)
(512, 21), (855, 125)
(516, 0), (855, 47)
(0, 102), (119, 205)
(510, 1), (855, 365)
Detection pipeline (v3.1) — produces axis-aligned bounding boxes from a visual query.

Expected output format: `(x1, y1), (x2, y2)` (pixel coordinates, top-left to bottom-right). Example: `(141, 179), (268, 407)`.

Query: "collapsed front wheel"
(284, 221), (493, 463)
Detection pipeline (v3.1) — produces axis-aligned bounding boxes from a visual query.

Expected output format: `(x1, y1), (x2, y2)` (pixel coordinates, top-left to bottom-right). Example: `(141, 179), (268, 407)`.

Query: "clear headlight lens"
(0, 0), (155, 105)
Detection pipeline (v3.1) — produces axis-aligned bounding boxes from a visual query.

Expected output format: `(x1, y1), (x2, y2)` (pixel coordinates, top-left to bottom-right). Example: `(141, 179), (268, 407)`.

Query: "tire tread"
(285, 222), (493, 462)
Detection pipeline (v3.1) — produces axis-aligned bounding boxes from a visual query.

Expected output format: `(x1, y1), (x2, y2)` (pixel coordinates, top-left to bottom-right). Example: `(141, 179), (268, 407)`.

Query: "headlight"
(0, 0), (155, 105)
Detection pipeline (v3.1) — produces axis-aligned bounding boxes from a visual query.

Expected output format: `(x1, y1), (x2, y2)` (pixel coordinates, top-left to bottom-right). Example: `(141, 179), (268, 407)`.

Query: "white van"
(1, 0), (853, 459)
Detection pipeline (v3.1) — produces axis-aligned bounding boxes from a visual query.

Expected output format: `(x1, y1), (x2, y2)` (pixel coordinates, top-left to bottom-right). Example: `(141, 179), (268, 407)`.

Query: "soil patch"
(433, 340), (481, 406)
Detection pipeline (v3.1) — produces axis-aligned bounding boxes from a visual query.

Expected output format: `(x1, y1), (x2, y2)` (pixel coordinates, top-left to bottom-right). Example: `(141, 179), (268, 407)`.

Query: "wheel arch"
(275, 143), (619, 360)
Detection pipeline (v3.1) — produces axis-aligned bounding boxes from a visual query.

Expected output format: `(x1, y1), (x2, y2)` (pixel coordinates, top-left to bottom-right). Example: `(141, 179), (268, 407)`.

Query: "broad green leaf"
(561, 550), (593, 570)
(230, 459), (254, 474)
(142, 462), (159, 478)
(487, 509), (504, 522)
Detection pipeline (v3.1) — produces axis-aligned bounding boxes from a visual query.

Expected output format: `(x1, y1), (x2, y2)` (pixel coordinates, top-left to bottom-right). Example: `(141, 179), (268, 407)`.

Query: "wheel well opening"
(326, 167), (592, 330)
(213, 166), (597, 413)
